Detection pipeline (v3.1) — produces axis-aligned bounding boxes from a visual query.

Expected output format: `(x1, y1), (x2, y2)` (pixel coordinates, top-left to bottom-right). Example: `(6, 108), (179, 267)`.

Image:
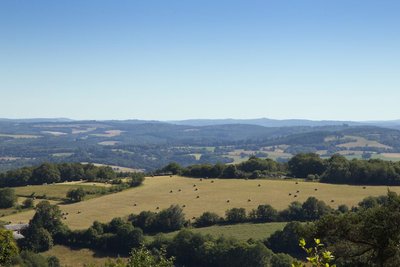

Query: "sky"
(0, 0), (399, 121)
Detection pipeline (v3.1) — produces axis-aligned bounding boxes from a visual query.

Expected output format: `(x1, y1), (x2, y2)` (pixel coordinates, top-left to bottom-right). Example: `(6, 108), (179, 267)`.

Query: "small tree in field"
(66, 188), (86, 202)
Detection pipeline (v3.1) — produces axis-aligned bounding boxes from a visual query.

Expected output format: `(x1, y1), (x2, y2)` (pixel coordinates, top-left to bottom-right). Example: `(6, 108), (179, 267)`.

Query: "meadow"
(160, 222), (287, 241)
(3, 176), (400, 229)
(41, 245), (122, 267)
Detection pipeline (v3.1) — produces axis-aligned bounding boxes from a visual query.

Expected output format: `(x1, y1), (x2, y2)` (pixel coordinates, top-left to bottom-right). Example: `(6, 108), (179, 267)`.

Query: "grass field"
(160, 222), (287, 242)
(337, 136), (392, 149)
(3, 176), (400, 230)
(0, 133), (40, 139)
(14, 184), (107, 201)
(41, 245), (124, 267)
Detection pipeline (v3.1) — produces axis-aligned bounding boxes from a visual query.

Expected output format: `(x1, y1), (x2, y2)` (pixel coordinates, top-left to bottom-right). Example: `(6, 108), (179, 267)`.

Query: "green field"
(3, 176), (400, 230)
(160, 222), (286, 241)
(41, 245), (124, 267)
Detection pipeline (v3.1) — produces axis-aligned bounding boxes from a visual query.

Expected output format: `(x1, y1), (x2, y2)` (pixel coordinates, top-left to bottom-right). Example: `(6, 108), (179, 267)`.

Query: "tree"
(31, 163), (61, 184)
(288, 153), (326, 178)
(194, 211), (221, 227)
(225, 208), (247, 223)
(315, 191), (400, 266)
(66, 188), (86, 202)
(251, 204), (279, 222)
(221, 165), (239, 178)
(22, 225), (54, 252)
(301, 197), (331, 221)
(29, 201), (63, 235)
(47, 255), (61, 267)
(127, 246), (174, 267)
(155, 205), (185, 232)
(0, 188), (17, 208)
(160, 162), (183, 175)
(0, 229), (19, 265)
(22, 198), (34, 208)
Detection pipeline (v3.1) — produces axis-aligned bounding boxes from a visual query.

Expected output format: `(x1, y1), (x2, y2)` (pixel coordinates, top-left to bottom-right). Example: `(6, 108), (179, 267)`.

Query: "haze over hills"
(1, 118), (400, 172)
(2, 117), (400, 128)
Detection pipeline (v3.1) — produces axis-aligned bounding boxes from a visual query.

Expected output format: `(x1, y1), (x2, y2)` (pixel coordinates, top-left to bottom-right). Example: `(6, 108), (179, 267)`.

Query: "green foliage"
(47, 255), (61, 267)
(66, 187), (86, 202)
(315, 191), (400, 266)
(0, 162), (121, 188)
(159, 162), (183, 175)
(0, 228), (19, 265)
(292, 238), (336, 267)
(22, 225), (54, 252)
(194, 211), (222, 227)
(225, 207), (247, 223)
(127, 246), (174, 267)
(288, 153), (326, 178)
(129, 173), (145, 187)
(130, 205), (185, 233)
(23, 198), (35, 208)
(0, 188), (17, 208)
(31, 163), (61, 184)
(12, 250), (51, 267)
(249, 204), (279, 222)
(21, 201), (63, 252)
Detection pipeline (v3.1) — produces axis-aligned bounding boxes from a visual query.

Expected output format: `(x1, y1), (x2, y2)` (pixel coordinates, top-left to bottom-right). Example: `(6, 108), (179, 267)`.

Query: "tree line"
(0, 162), (143, 187)
(158, 153), (400, 185)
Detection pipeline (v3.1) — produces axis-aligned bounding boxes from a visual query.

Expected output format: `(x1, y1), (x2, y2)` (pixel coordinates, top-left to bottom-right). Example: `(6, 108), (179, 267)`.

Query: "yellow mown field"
(3, 176), (400, 229)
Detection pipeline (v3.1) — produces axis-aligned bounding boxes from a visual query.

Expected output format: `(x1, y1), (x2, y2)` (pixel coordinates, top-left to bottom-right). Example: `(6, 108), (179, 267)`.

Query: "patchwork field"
(337, 135), (392, 149)
(3, 176), (400, 230)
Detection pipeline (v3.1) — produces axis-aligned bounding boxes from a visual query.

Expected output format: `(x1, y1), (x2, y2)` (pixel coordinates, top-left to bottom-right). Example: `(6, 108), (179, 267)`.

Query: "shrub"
(194, 211), (222, 227)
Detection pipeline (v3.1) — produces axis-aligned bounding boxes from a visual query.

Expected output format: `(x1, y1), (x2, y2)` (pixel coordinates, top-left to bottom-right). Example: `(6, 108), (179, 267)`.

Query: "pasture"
(14, 184), (107, 201)
(41, 245), (122, 267)
(3, 176), (400, 229)
(161, 222), (287, 242)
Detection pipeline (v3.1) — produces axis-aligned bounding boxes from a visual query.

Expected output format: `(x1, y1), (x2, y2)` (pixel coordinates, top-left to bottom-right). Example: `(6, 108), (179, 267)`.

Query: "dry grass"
(337, 136), (392, 149)
(81, 163), (144, 173)
(3, 176), (400, 230)
(41, 131), (68, 136)
(0, 133), (40, 139)
(14, 184), (104, 200)
(92, 130), (124, 137)
(41, 245), (124, 267)
(98, 141), (120, 146)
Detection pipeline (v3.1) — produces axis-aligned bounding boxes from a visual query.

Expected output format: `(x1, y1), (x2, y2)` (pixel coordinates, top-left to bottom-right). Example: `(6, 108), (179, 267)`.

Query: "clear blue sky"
(1, 0), (399, 121)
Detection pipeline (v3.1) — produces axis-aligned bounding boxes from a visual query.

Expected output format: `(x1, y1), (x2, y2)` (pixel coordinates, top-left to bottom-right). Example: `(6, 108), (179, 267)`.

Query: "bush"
(0, 188), (17, 208)
(194, 211), (222, 227)
(225, 208), (247, 223)
(22, 198), (34, 209)
(66, 188), (86, 202)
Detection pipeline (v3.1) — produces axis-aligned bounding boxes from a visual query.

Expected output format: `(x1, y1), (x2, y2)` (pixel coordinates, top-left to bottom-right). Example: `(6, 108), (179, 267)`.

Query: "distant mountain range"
(1, 117), (400, 128)
(1, 117), (400, 172)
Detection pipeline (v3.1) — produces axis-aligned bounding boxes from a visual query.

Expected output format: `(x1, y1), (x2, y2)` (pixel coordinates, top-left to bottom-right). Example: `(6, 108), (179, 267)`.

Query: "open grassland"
(14, 184), (106, 200)
(82, 162), (143, 173)
(337, 136), (392, 149)
(41, 245), (124, 267)
(0, 133), (40, 139)
(161, 222), (287, 242)
(4, 176), (400, 229)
